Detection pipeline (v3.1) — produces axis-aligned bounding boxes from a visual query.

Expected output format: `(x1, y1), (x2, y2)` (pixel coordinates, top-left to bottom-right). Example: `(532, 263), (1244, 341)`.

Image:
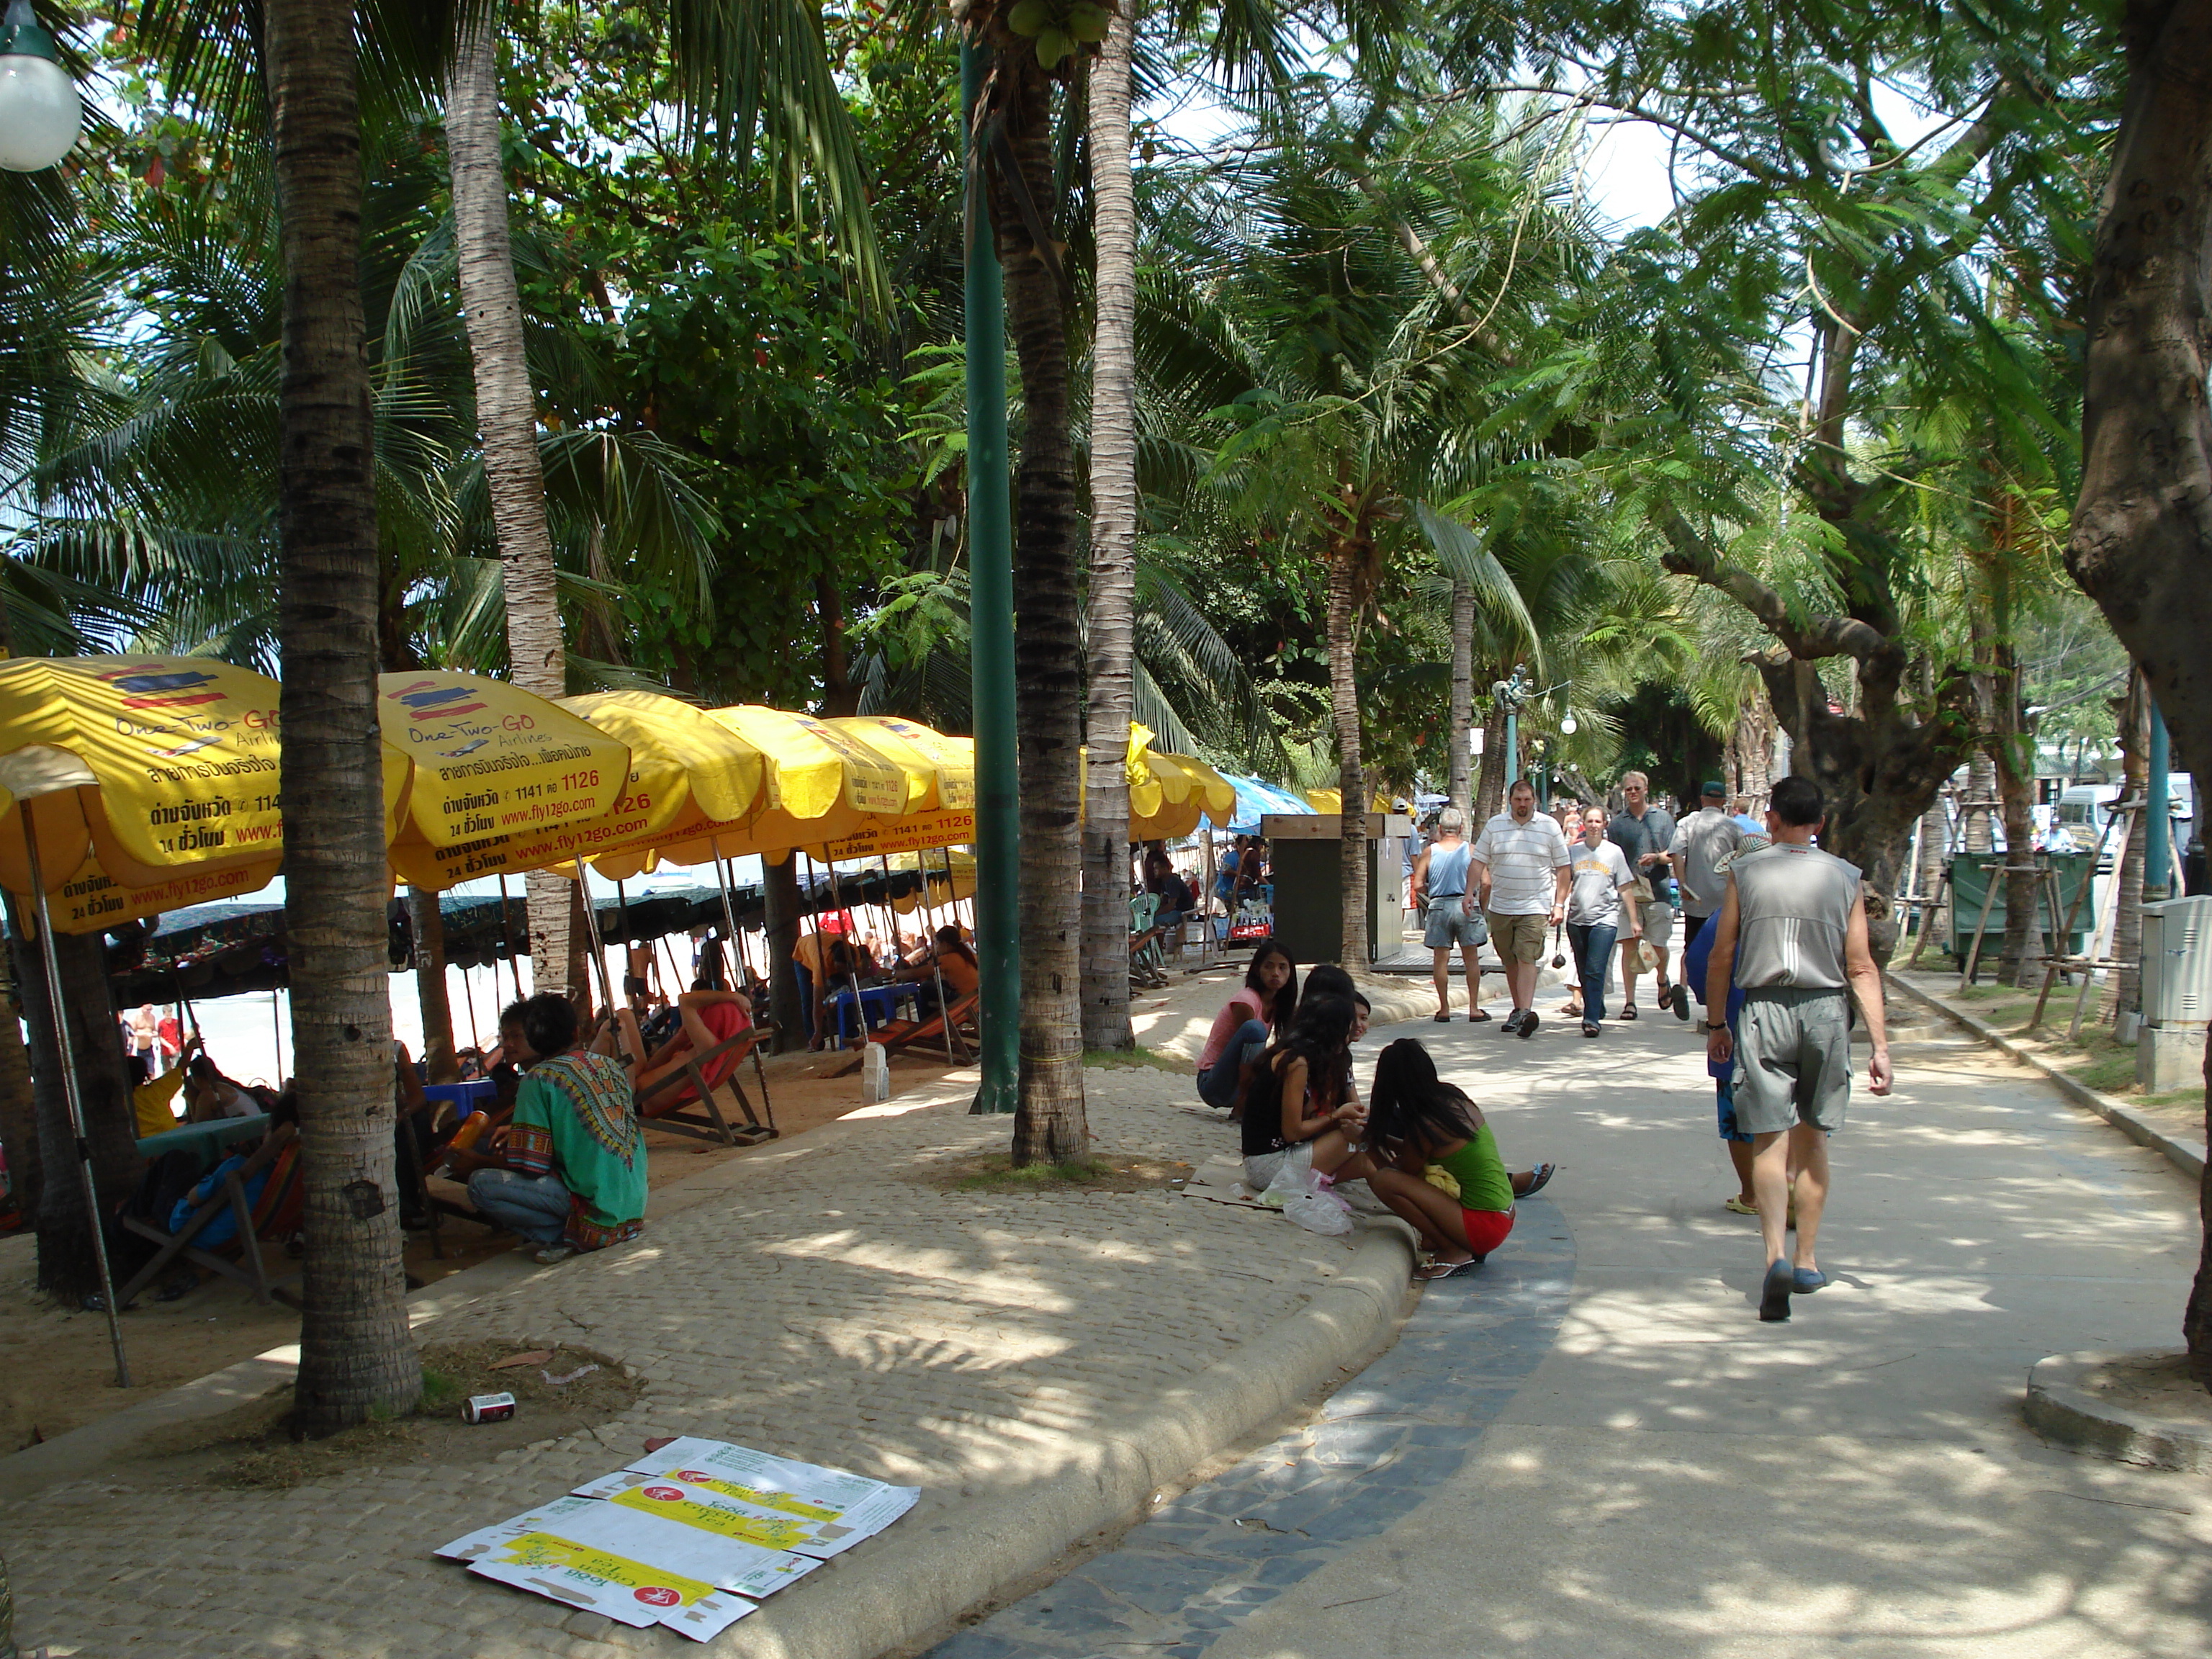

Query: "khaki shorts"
(1485, 910), (1549, 963)
(1731, 988), (1853, 1135)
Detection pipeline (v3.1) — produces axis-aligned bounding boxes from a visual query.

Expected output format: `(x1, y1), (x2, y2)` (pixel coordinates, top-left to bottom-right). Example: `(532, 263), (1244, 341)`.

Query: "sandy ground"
(1, 1041), (983, 1454)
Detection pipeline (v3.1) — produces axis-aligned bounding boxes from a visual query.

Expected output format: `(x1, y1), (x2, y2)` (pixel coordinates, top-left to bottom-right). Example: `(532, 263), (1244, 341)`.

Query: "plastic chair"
(1129, 892), (1169, 987)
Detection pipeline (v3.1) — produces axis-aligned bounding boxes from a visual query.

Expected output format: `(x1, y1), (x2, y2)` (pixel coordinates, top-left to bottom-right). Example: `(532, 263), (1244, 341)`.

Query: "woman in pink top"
(1196, 941), (1298, 1115)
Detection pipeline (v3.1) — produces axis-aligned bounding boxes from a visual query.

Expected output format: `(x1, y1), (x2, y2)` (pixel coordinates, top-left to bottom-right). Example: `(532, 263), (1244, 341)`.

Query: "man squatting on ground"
(1412, 806), (1491, 1024)
(1702, 776), (1892, 1322)
(1606, 770), (1677, 1018)
(1471, 779), (1573, 1037)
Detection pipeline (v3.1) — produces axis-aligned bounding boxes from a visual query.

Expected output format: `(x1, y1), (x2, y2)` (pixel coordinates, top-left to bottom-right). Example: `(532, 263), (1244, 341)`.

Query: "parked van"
(2056, 777), (2196, 858)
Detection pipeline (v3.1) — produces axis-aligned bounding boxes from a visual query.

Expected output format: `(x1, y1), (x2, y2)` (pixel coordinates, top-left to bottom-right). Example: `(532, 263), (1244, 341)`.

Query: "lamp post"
(1490, 668), (1572, 792)
(0, 0), (80, 173)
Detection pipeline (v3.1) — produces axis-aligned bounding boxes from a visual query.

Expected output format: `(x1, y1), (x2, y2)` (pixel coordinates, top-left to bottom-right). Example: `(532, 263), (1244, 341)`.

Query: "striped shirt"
(1730, 843), (1861, 990)
(1472, 812), (1572, 915)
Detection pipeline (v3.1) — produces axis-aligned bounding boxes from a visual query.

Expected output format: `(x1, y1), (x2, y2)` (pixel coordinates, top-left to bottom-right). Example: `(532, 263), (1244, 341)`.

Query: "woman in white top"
(1565, 806), (1641, 1037)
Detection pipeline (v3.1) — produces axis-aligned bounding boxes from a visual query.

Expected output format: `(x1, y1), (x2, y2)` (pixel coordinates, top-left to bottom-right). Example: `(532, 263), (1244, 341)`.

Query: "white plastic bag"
(1263, 1158), (1354, 1236)
(861, 1043), (890, 1104)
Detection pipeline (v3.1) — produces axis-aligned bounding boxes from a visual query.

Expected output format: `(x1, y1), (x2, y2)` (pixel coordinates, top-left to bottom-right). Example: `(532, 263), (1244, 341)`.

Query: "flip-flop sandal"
(1419, 1256), (1485, 1280)
(1468, 1008), (1493, 1022)
(1434, 1011), (1454, 1022)
(1520, 1161), (1557, 1197)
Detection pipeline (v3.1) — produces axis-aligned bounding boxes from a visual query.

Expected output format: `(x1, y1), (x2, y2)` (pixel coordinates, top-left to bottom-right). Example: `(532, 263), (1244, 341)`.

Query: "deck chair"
(828, 988), (981, 1075)
(632, 1022), (778, 1147)
(1130, 893), (1169, 987)
(117, 1124), (302, 1308)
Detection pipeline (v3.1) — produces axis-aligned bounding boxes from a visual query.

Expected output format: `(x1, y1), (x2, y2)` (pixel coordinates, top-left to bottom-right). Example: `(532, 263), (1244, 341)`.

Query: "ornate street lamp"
(0, 0), (80, 173)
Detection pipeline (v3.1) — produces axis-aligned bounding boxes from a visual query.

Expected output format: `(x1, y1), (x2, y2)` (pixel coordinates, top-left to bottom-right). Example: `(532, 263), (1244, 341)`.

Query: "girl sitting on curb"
(1196, 940), (1298, 1117)
(1364, 1038), (1555, 1280)
(1240, 992), (1367, 1194)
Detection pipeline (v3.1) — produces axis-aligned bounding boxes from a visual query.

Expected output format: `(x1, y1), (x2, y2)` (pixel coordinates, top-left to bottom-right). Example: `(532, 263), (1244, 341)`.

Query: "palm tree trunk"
(1080, 0), (1141, 1053)
(407, 886), (460, 1082)
(1326, 540), (1368, 968)
(990, 50), (1087, 1163)
(446, 12), (572, 997)
(1448, 578), (1473, 810)
(1992, 641), (2039, 987)
(1472, 699), (1508, 826)
(265, 0), (419, 1433)
(9, 917), (136, 1302)
(0, 954), (40, 1220)
(1964, 752), (1997, 853)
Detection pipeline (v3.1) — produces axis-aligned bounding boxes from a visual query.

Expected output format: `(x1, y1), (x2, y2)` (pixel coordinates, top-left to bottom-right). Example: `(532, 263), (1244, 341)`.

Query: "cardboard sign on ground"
(615, 1436), (922, 1558)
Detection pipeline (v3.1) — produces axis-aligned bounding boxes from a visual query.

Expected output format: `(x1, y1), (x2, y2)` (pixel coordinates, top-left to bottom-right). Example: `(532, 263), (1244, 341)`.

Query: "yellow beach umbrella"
(377, 670), (631, 858)
(43, 851), (282, 936)
(385, 689), (760, 890)
(1303, 786), (1391, 815)
(1136, 752), (1235, 841)
(793, 719), (977, 863)
(590, 704), (910, 878)
(0, 655), (359, 899)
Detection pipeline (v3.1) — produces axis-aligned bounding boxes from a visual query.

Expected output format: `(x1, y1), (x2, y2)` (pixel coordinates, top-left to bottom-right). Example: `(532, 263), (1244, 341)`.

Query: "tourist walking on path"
(1565, 806), (1640, 1037)
(1411, 806), (1491, 1024)
(1472, 779), (1572, 1038)
(1668, 780), (1743, 1019)
(1704, 777), (1891, 1321)
(1196, 941), (1298, 1115)
(1362, 1038), (1556, 1279)
(1606, 771), (1678, 1020)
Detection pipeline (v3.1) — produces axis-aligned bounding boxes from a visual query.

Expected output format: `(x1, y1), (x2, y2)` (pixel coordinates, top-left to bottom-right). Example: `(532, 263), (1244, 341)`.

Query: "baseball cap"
(1701, 779), (1726, 799)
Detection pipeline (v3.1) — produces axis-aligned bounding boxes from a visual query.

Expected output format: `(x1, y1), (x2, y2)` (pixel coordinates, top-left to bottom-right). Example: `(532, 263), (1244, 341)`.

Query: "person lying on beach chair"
(613, 984), (775, 1146)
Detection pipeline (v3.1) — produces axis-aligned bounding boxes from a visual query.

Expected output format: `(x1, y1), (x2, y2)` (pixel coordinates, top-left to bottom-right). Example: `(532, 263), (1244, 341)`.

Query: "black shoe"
(1671, 983), (1691, 1020)
(1581, 1020), (1600, 1038)
(1501, 1009), (1527, 1035)
(1518, 1011), (1539, 1038)
(1759, 1259), (1794, 1322)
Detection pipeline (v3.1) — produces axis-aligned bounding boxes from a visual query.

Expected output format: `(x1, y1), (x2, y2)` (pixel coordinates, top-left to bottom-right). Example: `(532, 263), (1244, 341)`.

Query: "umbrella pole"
(495, 873), (525, 1003)
(271, 991), (284, 1083)
(575, 869), (620, 1044)
(459, 963), (479, 1050)
(709, 837), (745, 994)
(821, 848), (867, 1050)
(893, 851), (956, 1066)
(22, 834), (130, 1386)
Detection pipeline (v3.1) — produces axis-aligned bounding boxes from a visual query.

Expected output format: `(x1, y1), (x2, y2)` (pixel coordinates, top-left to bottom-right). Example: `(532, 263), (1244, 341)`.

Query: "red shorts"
(1460, 1207), (1515, 1256)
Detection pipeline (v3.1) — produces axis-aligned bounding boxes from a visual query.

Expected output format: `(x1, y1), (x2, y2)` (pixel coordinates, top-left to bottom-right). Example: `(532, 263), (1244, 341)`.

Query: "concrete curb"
(2025, 1349), (2212, 1474)
(716, 1223), (1417, 1659)
(1882, 971), (2205, 1180)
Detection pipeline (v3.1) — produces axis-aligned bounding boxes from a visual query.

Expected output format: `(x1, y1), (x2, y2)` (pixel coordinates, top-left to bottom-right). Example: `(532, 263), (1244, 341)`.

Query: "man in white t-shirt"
(1565, 805), (1641, 1037)
(1472, 779), (1573, 1038)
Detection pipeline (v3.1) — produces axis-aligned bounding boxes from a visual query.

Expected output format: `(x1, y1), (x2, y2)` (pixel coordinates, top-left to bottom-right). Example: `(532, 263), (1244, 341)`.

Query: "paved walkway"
(938, 1001), (2212, 1658)
(0, 1030), (1408, 1658)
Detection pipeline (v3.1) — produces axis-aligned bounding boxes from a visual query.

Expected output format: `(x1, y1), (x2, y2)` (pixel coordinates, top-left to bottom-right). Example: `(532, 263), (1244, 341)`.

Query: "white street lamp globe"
(1560, 714), (1578, 735)
(0, 3), (81, 174)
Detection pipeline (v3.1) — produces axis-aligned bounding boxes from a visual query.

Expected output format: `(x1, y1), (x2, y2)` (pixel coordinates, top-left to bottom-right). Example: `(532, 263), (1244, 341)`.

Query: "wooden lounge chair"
(633, 1022), (778, 1147)
(116, 1124), (302, 1308)
(828, 988), (981, 1075)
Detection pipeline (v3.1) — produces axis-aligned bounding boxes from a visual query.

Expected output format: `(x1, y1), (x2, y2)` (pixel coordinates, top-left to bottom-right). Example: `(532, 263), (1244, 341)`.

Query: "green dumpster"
(1947, 851), (2094, 964)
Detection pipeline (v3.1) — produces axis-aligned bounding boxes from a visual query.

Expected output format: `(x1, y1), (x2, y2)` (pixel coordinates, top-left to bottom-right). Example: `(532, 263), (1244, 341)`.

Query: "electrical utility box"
(2137, 896), (2212, 1091)
(1263, 814), (1413, 968)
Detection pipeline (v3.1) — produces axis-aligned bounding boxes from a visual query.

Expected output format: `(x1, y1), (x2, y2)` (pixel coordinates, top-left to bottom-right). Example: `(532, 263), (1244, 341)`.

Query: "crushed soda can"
(461, 1391), (516, 1424)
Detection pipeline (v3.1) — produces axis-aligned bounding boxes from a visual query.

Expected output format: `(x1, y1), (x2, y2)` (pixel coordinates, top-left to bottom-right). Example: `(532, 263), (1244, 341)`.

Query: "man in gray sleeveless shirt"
(1704, 775), (1892, 1323)
(1412, 806), (1491, 1022)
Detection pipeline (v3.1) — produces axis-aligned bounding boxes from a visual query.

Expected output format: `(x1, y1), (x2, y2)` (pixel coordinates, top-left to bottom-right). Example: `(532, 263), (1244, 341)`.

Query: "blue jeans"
(1196, 1019), (1271, 1109)
(1567, 922), (1617, 1023)
(467, 1168), (571, 1245)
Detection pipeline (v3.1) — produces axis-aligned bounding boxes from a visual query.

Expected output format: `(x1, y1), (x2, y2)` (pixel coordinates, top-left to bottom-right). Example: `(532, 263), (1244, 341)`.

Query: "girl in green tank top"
(1364, 1038), (1556, 1280)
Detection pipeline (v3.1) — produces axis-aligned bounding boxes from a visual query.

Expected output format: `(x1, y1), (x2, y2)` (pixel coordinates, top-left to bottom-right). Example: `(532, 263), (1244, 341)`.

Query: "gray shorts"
(1635, 900), (1676, 945)
(1424, 898), (1488, 950)
(1731, 988), (1853, 1136)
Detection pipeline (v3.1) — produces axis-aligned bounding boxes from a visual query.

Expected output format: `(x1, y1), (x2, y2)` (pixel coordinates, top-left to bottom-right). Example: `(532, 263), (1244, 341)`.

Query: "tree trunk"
(763, 854), (804, 1051)
(2109, 673), (2153, 1024)
(1079, 0), (1140, 1053)
(10, 920), (136, 1303)
(1992, 641), (2039, 986)
(266, 0), (419, 1432)
(1472, 700), (1508, 827)
(1963, 751), (1997, 853)
(447, 12), (570, 997)
(0, 963), (40, 1220)
(990, 50), (1087, 1163)
(406, 886), (459, 1083)
(1754, 654), (1975, 962)
(1727, 682), (1774, 807)
(1448, 579), (1473, 810)
(1326, 541), (1368, 969)
(2059, 0), (2212, 1385)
